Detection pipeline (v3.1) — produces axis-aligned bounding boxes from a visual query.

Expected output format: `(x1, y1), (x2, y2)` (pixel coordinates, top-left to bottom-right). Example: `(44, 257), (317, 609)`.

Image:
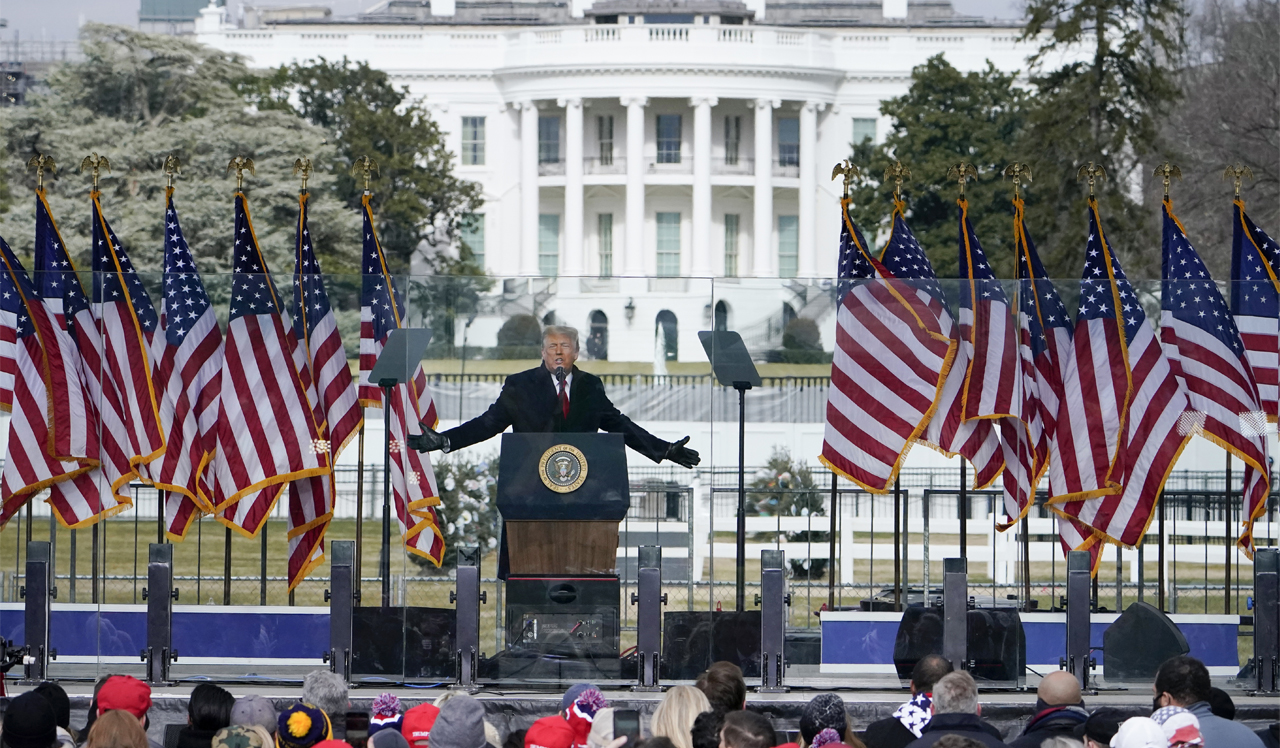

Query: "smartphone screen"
(614, 709), (641, 747)
(346, 711), (371, 748)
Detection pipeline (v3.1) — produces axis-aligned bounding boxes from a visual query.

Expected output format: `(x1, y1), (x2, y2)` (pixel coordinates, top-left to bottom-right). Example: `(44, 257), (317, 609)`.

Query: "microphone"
(554, 366), (567, 383)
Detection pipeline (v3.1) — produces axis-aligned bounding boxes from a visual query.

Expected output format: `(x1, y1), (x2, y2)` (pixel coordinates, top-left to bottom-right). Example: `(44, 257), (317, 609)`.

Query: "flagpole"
(1224, 452), (1232, 614)
(893, 477), (902, 612)
(959, 458), (968, 557)
(355, 419), (365, 606)
(1158, 491), (1166, 610)
(827, 476), (838, 610)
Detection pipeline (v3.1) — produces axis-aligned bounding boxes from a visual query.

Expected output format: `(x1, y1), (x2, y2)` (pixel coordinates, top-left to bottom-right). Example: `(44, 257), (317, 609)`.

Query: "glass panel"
(538, 115), (560, 164)
(460, 213), (484, 269)
(598, 213), (614, 278)
(598, 115), (614, 166)
(461, 116), (485, 165)
(724, 213), (740, 277)
(778, 116), (800, 167)
(657, 114), (682, 164)
(853, 116), (877, 145)
(656, 212), (681, 277)
(538, 214), (560, 277)
(724, 115), (741, 166)
(777, 214), (798, 278)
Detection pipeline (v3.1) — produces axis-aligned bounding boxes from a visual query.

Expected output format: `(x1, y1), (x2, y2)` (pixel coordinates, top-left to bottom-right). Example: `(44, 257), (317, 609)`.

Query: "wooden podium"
(496, 432), (630, 575)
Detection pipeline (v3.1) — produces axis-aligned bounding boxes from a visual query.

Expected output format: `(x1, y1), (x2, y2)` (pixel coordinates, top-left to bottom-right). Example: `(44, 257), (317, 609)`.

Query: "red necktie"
(558, 379), (570, 419)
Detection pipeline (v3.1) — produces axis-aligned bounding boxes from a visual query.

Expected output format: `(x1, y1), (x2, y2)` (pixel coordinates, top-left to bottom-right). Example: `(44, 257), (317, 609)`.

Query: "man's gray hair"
(931, 671), (980, 715)
(542, 325), (580, 351)
(302, 669), (349, 720)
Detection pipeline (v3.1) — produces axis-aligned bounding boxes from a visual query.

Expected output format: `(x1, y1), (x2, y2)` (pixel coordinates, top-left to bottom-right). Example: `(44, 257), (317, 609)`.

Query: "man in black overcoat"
(408, 324), (700, 574)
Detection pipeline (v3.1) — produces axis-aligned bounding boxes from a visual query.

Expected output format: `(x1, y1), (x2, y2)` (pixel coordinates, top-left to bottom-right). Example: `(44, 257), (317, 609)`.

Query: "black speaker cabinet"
(892, 606), (1025, 682)
(1104, 601), (1190, 681)
(351, 606), (456, 679)
(504, 575), (620, 657)
(662, 610), (762, 680)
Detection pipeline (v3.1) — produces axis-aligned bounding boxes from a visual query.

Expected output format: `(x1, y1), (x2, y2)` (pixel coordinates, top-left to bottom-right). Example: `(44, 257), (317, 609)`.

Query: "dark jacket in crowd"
(440, 365), (671, 461)
(175, 727), (220, 748)
(1006, 703), (1089, 748)
(862, 717), (919, 748)
(1257, 723), (1278, 748)
(903, 713), (1009, 748)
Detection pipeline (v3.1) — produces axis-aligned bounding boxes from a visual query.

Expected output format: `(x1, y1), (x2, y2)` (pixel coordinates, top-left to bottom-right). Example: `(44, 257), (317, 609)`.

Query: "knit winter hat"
(809, 729), (842, 748)
(276, 703), (333, 748)
(525, 716), (575, 748)
(1110, 717), (1168, 748)
(1, 692), (58, 748)
(214, 726), (271, 748)
(429, 694), (487, 748)
(233, 696), (280, 735)
(1150, 707), (1203, 747)
(565, 689), (609, 748)
(370, 693), (404, 736)
(561, 685), (597, 713)
(370, 728), (411, 748)
(799, 694), (847, 744)
(32, 683), (71, 731)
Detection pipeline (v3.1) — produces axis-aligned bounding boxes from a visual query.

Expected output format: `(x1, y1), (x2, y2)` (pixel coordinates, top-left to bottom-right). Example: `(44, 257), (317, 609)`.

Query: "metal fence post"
(633, 545), (664, 690)
(452, 546), (483, 690)
(1064, 549), (1094, 689)
(1253, 548), (1278, 693)
(143, 543), (177, 684)
(758, 548), (788, 692)
(943, 557), (967, 670)
(20, 541), (52, 682)
(326, 541), (355, 682)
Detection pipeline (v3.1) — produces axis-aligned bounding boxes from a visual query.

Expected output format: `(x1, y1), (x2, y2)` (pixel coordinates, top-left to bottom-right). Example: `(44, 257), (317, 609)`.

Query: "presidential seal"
(539, 444), (588, 493)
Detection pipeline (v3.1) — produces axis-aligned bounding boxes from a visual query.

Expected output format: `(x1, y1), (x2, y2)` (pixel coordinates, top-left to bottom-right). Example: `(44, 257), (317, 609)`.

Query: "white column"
(798, 101), (820, 278)
(519, 101), (539, 275)
(690, 96), (716, 277)
(562, 97), (585, 277)
(752, 98), (778, 278)
(623, 96), (648, 276)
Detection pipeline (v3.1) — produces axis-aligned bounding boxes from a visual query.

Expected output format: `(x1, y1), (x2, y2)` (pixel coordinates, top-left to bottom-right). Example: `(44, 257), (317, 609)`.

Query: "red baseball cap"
(401, 704), (441, 748)
(525, 716), (574, 748)
(97, 675), (152, 718)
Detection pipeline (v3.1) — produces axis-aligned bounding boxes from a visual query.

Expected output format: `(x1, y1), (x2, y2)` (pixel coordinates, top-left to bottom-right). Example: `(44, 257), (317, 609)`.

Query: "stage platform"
(9, 684), (1276, 745)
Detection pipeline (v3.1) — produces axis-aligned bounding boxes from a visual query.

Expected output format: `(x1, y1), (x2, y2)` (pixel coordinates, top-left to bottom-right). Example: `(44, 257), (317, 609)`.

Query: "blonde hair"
(87, 710), (149, 748)
(650, 686), (712, 748)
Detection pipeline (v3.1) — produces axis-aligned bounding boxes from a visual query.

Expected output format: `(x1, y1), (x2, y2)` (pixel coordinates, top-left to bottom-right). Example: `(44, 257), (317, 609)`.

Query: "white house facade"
(196, 0), (1049, 362)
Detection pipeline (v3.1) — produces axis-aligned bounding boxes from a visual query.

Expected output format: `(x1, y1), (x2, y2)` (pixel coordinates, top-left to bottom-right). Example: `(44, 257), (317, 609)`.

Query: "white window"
(539, 214), (560, 276)
(656, 212), (681, 277)
(778, 215), (799, 278)
(598, 213), (614, 278)
(724, 214), (740, 277)
(538, 116), (560, 164)
(598, 115), (615, 166)
(461, 116), (485, 165)
(460, 214), (484, 269)
(853, 117), (877, 145)
(656, 115), (682, 164)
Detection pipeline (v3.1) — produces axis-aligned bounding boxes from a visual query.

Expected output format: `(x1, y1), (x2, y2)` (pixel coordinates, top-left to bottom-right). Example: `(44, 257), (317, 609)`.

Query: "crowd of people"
(0, 656), (1274, 748)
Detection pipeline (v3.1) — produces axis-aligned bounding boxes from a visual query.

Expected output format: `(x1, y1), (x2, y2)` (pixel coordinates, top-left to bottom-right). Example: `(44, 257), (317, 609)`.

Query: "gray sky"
(16, 0), (1026, 41)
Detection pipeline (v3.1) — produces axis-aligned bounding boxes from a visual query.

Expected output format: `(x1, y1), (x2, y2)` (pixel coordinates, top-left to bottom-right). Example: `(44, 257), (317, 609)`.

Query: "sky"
(14, 0), (1026, 41)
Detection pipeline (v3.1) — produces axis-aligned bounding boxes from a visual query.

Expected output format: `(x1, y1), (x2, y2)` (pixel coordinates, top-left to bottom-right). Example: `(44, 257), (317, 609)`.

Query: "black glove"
(407, 425), (450, 453)
(665, 436), (700, 468)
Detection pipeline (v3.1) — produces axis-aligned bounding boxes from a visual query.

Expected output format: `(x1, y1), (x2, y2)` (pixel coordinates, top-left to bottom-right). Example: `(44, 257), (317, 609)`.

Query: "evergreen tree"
(1020, 0), (1188, 278)
(847, 56), (1031, 282)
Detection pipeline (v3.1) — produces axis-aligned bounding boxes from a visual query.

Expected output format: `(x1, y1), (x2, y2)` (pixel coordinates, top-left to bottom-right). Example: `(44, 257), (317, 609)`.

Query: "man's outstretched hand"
(407, 424), (450, 453)
(665, 436), (700, 468)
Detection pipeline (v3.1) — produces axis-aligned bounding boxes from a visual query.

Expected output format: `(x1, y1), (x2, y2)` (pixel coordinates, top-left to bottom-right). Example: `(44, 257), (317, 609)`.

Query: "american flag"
(1012, 198), (1103, 570)
(359, 194), (444, 565)
(874, 204), (1004, 489)
(285, 192), (362, 589)
(0, 233), (98, 527)
(820, 199), (954, 492)
(149, 190), (224, 540)
(215, 193), (329, 538)
(1160, 200), (1270, 557)
(1229, 200), (1280, 421)
(90, 193), (165, 482)
(1056, 199), (1191, 548)
(33, 192), (133, 526)
(956, 198), (1031, 526)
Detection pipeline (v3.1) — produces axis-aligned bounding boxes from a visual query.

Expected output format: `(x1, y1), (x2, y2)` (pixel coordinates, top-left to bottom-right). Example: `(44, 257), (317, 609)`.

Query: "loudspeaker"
(892, 606), (1025, 682)
(351, 606), (456, 678)
(1103, 601), (1189, 681)
(504, 575), (620, 657)
(662, 611), (762, 680)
